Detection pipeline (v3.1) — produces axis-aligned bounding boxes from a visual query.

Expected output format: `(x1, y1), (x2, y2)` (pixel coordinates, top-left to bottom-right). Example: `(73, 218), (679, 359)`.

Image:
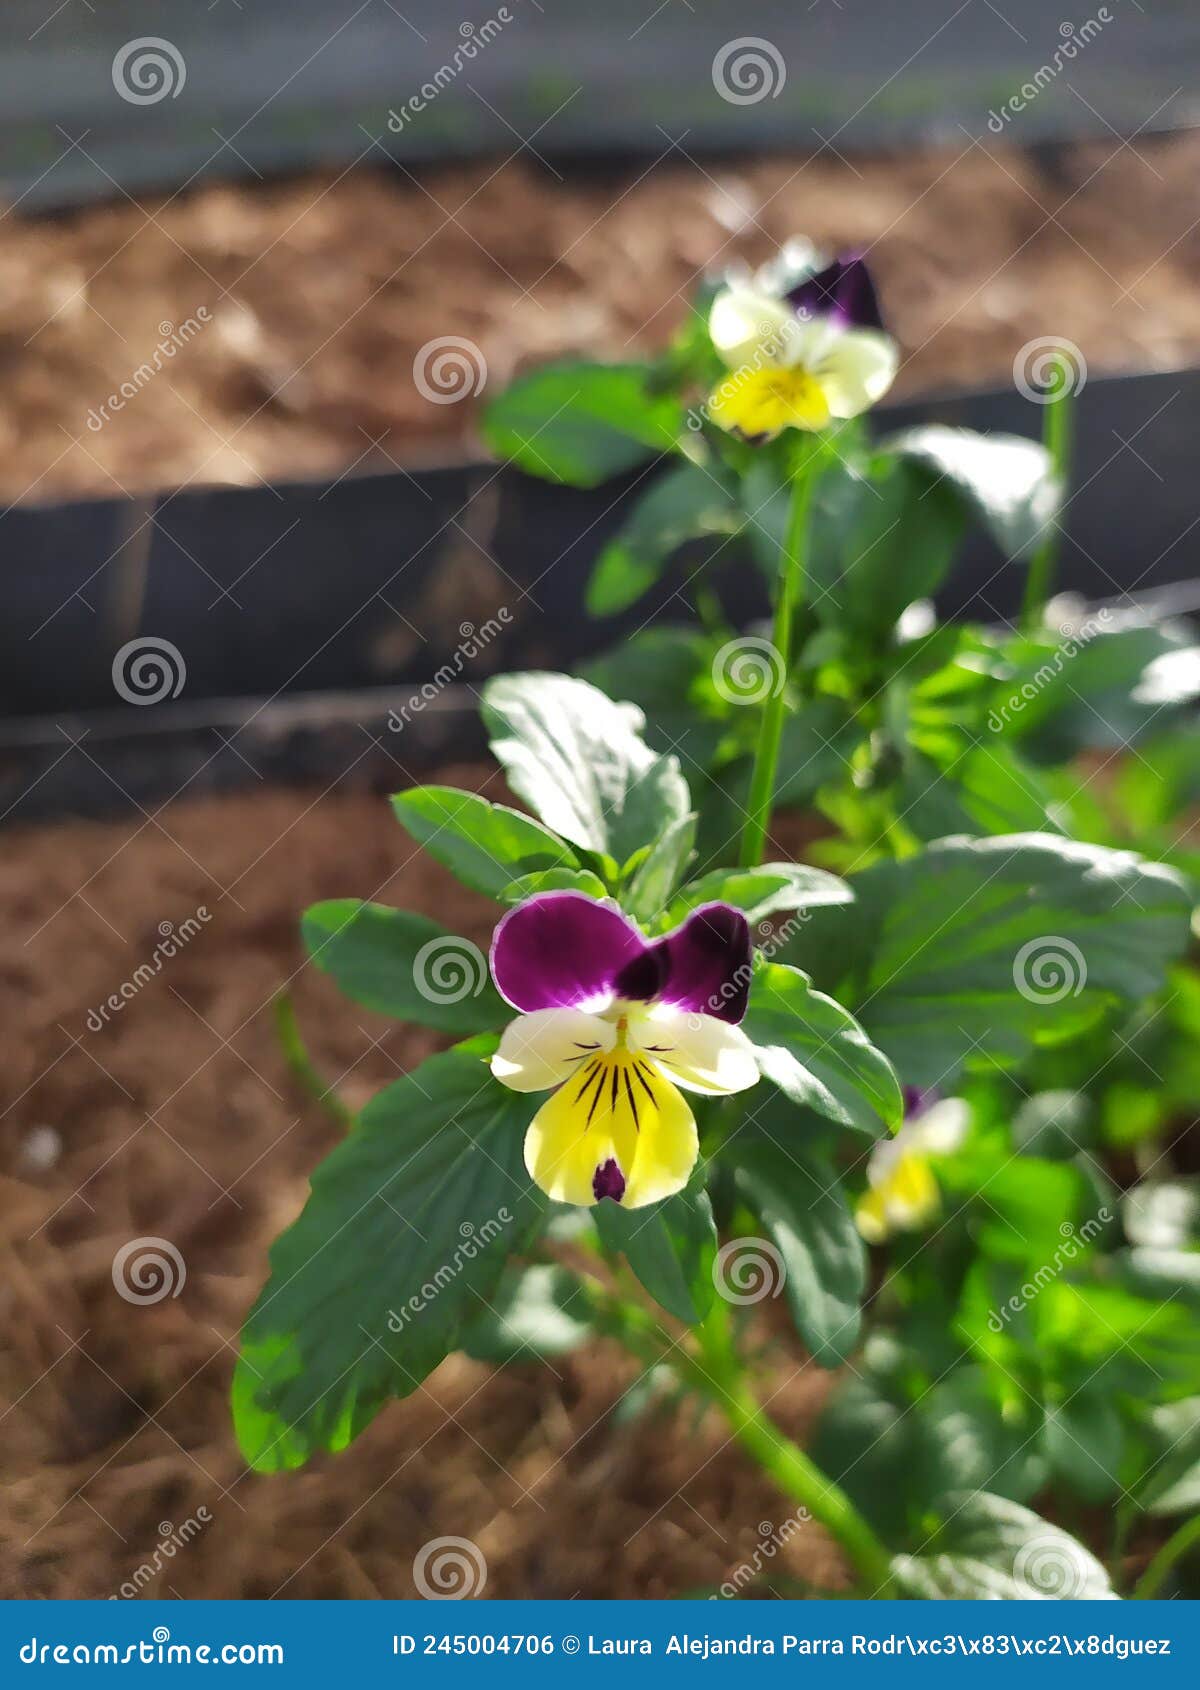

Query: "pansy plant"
(235, 236), (1199, 1599)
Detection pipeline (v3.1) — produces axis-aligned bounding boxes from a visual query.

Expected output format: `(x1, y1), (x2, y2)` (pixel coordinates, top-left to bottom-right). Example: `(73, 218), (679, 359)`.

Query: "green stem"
(739, 454), (816, 868)
(273, 993), (356, 1129)
(592, 1280), (894, 1594)
(1133, 1512), (1200, 1600)
(690, 1300), (896, 1595)
(1021, 349), (1075, 633)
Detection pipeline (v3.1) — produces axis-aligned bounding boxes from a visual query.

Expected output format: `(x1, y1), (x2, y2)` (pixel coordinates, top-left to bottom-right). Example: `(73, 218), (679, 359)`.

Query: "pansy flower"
(706, 252), (898, 439)
(855, 1090), (968, 1243)
(489, 892), (759, 1209)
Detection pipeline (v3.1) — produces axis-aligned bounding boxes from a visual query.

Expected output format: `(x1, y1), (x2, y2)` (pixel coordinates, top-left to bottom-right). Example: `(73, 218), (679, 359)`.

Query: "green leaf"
(586, 462), (741, 616)
(302, 900), (506, 1033)
(811, 1368), (916, 1542)
(890, 1493), (1117, 1599)
(728, 1119), (865, 1364)
(742, 961), (902, 1136)
(787, 834), (1194, 1088)
(482, 672), (690, 865)
(914, 1370), (1045, 1506)
(481, 360), (684, 487)
(502, 868), (610, 903)
(233, 1037), (542, 1471)
(459, 1263), (593, 1364)
(882, 426), (1060, 559)
(808, 450), (966, 639)
(390, 787), (580, 901)
(1044, 1392), (1123, 1502)
(665, 862), (852, 928)
(594, 1178), (717, 1325)
(1002, 618), (1199, 765)
(1139, 1398), (1200, 1517)
(625, 812), (696, 923)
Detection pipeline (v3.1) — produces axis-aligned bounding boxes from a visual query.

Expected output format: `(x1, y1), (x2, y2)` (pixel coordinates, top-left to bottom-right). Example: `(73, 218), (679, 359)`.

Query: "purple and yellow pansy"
(488, 891), (759, 1210)
(706, 252), (899, 439)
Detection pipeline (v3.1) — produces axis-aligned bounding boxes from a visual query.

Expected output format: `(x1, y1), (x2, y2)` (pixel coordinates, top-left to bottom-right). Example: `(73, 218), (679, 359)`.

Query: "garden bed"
(0, 770), (846, 1600)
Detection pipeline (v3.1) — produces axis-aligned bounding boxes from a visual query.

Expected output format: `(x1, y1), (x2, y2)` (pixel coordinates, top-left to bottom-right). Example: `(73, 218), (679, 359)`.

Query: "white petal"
(815, 328), (898, 418)
(630, 1004), (759, 1096)
(905, 1097), (970, 1155)
(708, 285), (805, 371)
(491, 1008), (615, 1094)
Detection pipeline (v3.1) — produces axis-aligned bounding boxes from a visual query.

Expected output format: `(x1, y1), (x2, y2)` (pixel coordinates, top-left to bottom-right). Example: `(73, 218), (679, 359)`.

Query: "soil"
(3, 132), (1200, 505)
(0, 767), (842, 1601)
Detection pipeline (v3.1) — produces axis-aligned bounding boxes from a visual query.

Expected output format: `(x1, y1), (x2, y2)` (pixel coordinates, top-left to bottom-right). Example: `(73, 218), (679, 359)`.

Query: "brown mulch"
(2, 133), (1200, 505)
(0, 769), (842, 1600)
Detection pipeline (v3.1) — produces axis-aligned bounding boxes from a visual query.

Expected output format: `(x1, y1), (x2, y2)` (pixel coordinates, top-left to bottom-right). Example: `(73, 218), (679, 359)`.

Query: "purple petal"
(490, 891), (664, 1013)
(654, 902), (752, 1025)
(903, 1086), (941, 1119)
(785, 255), (884, 333)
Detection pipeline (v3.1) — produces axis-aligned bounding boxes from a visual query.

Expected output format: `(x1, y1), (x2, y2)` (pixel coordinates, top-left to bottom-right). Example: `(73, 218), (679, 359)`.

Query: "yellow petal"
(855, 1183), (890, 1243)
(523, 1050), (698, 1210)
(707, 367), (831, 437)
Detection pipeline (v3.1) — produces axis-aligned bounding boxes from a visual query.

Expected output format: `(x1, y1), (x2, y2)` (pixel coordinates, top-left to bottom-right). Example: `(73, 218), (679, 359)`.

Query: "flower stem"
(689, 1299), (896, 1595)
(273, 993), (355, 1130)
(739, 454), (816, 869)
(1132, 1512), (1200, 1600)
(1020, 349), (1075, 633)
